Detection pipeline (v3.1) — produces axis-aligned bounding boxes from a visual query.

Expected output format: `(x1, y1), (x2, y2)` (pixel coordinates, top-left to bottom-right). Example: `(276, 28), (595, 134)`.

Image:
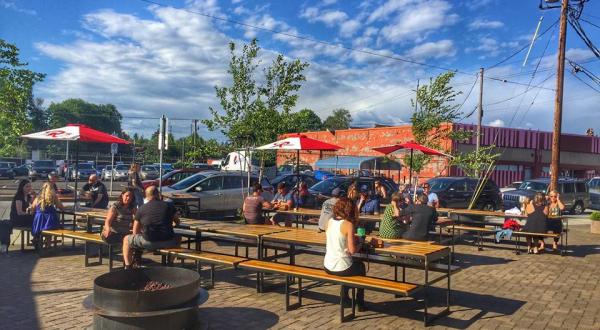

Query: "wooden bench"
(451, 225), (498, 251)
(511, 231), (564, 255)
(237, 259), (446, 325)
(40, 229), (119, 270)
(12, 226), (33, 252)
(157, 248), (248, 288)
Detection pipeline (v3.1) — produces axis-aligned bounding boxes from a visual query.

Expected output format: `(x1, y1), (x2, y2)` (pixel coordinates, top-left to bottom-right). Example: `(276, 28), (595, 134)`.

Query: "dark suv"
(502, 178), (588, 214)
(426, 177), (502, 210)
(29, 160), (56, 181)
(308, 176), (398, 207)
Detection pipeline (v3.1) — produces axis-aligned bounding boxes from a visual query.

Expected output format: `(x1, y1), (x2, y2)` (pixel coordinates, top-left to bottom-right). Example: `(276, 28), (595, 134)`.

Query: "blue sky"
(1, 0), (599, 139)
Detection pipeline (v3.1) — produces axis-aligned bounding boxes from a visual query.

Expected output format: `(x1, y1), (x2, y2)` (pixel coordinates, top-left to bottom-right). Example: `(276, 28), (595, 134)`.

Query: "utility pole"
(550, 0), (568, 191)
(476, 68), (484, 153)
(193, 119), (198, 163)
(409, 79), (420, 187)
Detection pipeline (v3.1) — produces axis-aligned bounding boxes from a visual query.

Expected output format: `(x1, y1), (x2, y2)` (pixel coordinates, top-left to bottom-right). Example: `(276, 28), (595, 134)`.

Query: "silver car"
(140, 165), (160, 180)
(161, 171), (273, 213)
(102, 164), (130, 181)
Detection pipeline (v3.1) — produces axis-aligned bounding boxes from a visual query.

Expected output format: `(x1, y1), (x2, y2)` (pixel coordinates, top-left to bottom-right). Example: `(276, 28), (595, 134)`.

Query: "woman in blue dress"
(31, 182), (65, 244)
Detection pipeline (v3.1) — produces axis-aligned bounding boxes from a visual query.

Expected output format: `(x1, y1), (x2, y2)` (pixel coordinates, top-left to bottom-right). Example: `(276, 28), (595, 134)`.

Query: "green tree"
(322, 108), (352, 130)
(203, 39), (309, 147)
(0, 39), (46, 156)
(47, 98), (123, 136)
(28, 97), (48, 131)
(286, 108), (323, 133)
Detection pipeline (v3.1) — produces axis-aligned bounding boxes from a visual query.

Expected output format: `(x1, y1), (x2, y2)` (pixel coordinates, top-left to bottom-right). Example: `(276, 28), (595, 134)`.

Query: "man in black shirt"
(122, 186), (180, 268)
(398, 193), (438, 241)
(82, 174), (109, 209)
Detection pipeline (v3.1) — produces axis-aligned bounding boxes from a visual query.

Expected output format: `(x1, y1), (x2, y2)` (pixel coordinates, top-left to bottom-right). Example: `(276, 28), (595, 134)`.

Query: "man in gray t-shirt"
(318, 188), (341, 231)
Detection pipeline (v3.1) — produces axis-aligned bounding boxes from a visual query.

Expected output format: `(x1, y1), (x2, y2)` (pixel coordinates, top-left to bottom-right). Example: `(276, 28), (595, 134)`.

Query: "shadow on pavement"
(0, 250), (40, 330)
(199, 307), (279, 329)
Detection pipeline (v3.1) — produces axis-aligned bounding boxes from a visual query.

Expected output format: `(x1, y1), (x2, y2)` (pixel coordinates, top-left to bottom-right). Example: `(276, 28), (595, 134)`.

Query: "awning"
(315, 156), (401, 170)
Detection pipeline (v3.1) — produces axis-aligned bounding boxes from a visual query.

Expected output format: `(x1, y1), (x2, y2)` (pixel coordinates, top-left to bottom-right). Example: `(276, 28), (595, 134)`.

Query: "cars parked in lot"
(502, 178), (589, 214)
(102, 164), (130, 181)
(142, 168), (206, 189)
(277, 163), (313, 175)
(589, 177), (600, 210)
(29, 160), (56, 180)
(313, 170), (336, 181)
(161, 171), (273, 214)
(309, 176), (398, 207)
(153, 163), (174, 173)
(140, 165), (160, 180)
(12, 164), (30, 176)
(0, 162), (15, 179)
(425, 177), (503, 210)
(500, 181), (523, 193)
(270, 173), (318, 190)
(70, 163), (97, 180)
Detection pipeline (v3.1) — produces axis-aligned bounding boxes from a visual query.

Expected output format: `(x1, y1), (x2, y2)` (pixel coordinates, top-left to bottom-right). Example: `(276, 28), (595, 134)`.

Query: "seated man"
(122, 186), (180, 269)
(82, 174), (109, 209)
(270, 182), (295, 227)
(318, 188), (341, 232)
(356, 188), (379, 234)
(398, 193), (438, 241)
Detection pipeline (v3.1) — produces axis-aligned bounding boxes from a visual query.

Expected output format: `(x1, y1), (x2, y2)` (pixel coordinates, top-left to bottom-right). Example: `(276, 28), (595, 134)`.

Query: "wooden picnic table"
(275, 208), (383, 228)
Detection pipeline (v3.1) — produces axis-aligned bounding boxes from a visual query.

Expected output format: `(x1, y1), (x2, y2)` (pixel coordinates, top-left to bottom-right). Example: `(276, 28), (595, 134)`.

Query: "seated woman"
(101, 188), (137, 245)
(522, 192), (548, 254)
(323, 197), (367, 311)
(243, 183), (271, 224)
(31, 182), (65, 246)
(546, 190), (565, 251)
(10, 179), (35, 228)
(399, 194), (437, 241)
(378, 192), (407, 239)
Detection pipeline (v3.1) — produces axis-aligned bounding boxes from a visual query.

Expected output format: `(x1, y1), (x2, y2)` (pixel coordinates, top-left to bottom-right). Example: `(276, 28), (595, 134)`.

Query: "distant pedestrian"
(128, 163), (144, 207)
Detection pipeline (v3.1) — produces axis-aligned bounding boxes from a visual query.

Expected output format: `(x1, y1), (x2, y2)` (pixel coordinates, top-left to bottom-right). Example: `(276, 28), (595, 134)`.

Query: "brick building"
(276, 123), (600, 188)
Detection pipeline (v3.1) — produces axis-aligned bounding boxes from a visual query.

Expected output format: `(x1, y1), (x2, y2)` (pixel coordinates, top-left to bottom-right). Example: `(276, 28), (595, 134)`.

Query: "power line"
(483, 73), (555, 107)
(569, 70), (600, 92)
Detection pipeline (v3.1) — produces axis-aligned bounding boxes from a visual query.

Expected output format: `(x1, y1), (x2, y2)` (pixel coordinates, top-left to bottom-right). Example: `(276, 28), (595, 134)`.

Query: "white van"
(220, 151), (260, 173)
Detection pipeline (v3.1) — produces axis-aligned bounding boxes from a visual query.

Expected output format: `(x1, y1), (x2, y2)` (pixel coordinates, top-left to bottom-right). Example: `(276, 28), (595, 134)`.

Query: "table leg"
(423, 256), (429, 325)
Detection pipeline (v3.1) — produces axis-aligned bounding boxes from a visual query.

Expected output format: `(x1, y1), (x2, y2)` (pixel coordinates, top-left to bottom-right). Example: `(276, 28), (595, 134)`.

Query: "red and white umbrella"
(22, 124), (130, 144)
(373, 141), (451, 185)
(257, 135), (342, 189)
(22, 124), (129, 203)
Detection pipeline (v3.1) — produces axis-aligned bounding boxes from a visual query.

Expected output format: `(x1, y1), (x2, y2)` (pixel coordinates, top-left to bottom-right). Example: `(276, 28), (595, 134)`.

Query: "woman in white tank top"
(323, 197), (367, 311)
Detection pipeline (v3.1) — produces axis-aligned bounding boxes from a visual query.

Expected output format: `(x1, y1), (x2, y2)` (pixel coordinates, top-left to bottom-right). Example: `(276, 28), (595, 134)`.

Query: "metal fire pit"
(87, 267), (208, 330)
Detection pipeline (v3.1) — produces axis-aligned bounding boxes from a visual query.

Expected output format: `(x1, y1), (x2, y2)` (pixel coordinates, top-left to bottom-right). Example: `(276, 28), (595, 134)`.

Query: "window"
(170, 173), (206, 190)
(223, 176), (244, 189)
(450, 180), (467, 192)
(562, 183), (575, 193)
(198, 176), (222, 191)
(576, 182), (587, 193)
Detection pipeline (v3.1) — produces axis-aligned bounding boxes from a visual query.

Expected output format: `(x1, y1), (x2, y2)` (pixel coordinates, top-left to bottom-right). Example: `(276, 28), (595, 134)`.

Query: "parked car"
(153, 163), (174, 173)
(29, 160), (56, 180)
(192, 163), (212, 170)
(0, 162), (15, 179)
(103, 164), (130, 181)
(313, 170), (336, 181)
(425, 177), (502, 211)
(500, 181), (523, 193)
(502, 178), (589, 214)
(70, 163), (97, 180)
(12, 164), (30, 176)
(277, 163), (313, 175)
(96, 165), (106, 178)
(588, 177), (600, 210)
(142, 168), (206, 189)
(270, 174), (318, 190)
(161, 171), (273, 214)
(308, 176), (398, 207)
(140, 165), (160, 180)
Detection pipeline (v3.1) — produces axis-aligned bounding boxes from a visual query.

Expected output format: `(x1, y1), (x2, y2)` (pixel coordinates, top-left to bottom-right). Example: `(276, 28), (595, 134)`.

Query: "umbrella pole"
(296, 150), (300, 195)
(74, 140), (80, 210)
(409, 149), (413, 188)
(65, 141), (69, 188)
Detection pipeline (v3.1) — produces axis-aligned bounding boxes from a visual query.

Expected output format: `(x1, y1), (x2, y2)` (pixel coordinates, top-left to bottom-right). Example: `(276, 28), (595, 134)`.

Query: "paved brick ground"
(1, 221), (599, 330)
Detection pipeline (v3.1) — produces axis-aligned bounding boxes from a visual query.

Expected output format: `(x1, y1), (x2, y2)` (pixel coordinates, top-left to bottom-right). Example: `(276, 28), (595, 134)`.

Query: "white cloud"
(1, 0), (36, 15)
(487, 119), (505, 127)
(465, 0), (494, 10)
(378, 0), (459, 43)
(406, 40), (456, 59)
(321, 0), (338, 5)
(300, 6), (360, 37)
(340, 20), (361, 37)
(468, 19), (504, 30)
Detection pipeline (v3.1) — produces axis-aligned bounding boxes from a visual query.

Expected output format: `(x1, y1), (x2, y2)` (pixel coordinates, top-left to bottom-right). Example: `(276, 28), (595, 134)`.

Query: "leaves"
(450, 145), (500, 177)
(323, 108), (352, 130)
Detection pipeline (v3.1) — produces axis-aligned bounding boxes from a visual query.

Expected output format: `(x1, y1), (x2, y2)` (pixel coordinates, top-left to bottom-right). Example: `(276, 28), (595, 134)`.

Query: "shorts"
(127, 234), (179, 251)
(101, 232), (127, 245)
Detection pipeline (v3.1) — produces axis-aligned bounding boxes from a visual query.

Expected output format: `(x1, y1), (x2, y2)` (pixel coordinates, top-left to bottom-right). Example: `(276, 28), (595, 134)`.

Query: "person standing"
(128, 163), (144, 207)
(122, 186), (180, 269)
(31, 182), (65, 246)
(323, 197), (367, 311)
(318, 188), (341, 232)
(546, 190), (565, 251)
(101, 188), (136, 245)
(82, 174), (109, 209)
(10, 179), (35, 228)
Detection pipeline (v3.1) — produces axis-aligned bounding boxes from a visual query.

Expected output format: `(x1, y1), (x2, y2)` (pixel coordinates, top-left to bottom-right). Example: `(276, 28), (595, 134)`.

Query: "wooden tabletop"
(375, 243), (450, 261)
(262, 228), (327, 246)
(162, 193), (200, 202)
(276, 208), (382, 222)
(191, 223), (290, 238)
(449, 208), (527, 219)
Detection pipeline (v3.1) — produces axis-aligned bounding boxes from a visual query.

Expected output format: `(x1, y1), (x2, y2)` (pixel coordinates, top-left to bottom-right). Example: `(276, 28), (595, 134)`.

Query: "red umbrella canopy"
(256, 134), (342, 151)
(373, 141), (450, 157)
(22, 124), (130, 144)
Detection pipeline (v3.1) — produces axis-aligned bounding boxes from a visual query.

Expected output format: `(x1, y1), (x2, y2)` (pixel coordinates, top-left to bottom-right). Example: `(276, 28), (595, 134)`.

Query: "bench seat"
(41, 229), (117, 270)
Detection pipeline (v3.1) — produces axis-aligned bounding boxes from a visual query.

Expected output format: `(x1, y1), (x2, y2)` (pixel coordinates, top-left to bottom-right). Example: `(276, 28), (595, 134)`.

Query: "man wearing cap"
(318, 187), (341, 232)
(270, 182), (295, 226)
